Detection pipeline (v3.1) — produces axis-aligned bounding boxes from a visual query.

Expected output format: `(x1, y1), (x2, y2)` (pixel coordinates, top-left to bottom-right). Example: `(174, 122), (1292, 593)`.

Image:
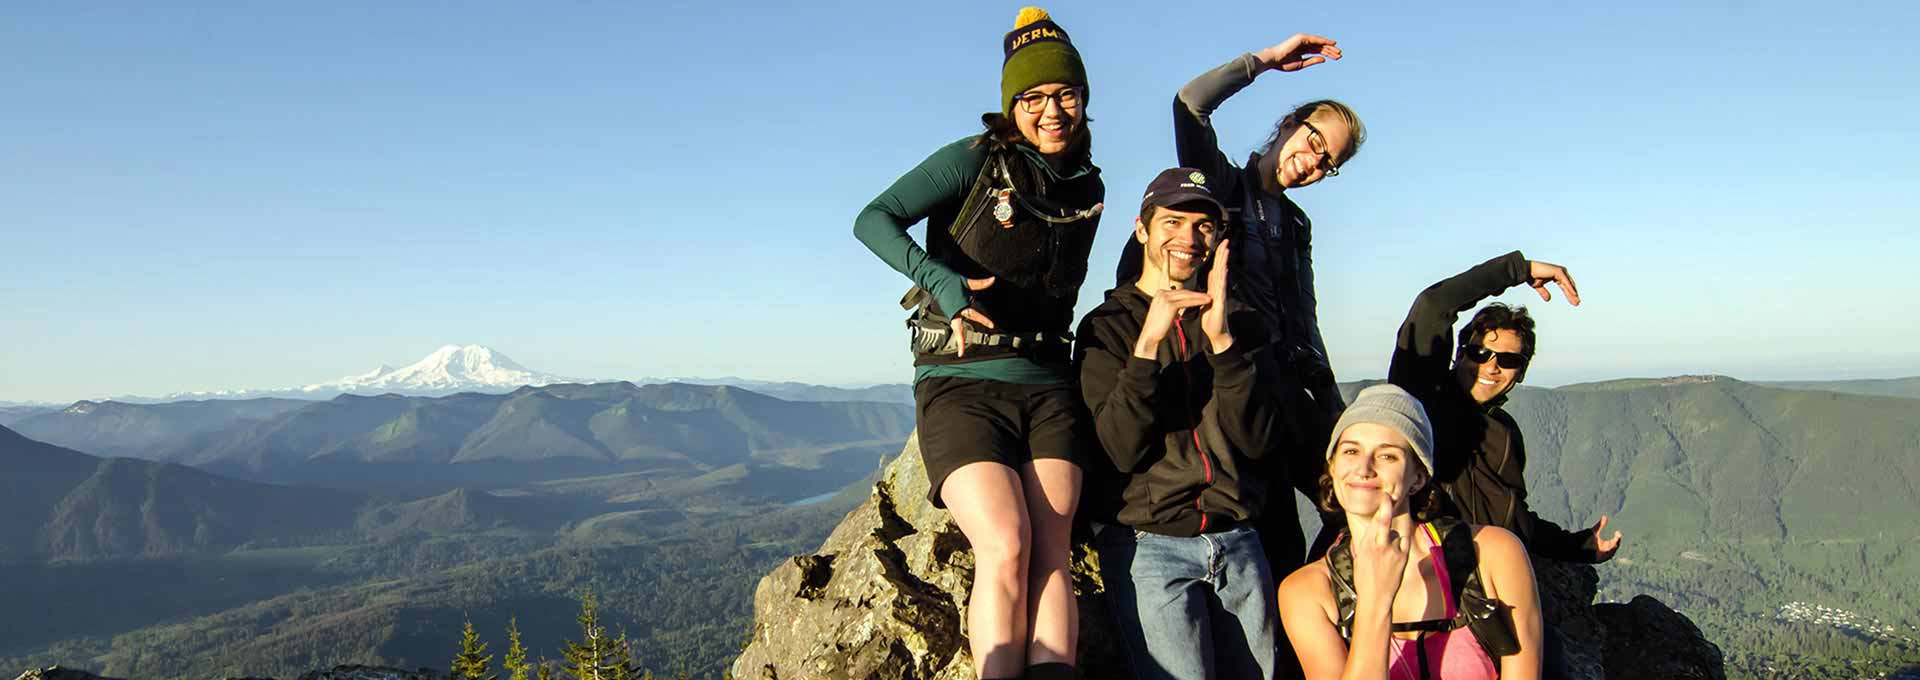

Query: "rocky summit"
(733, 434), (1726, 680)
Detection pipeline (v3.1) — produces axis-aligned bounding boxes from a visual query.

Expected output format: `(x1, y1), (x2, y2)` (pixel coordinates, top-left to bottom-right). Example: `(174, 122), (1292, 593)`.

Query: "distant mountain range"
(11, 398), (312, 459)
(1758, 375), (1920, 400)
(648, 379), (913, 405)
(15, 381), (915, 492)
(50, 344), (917, 405)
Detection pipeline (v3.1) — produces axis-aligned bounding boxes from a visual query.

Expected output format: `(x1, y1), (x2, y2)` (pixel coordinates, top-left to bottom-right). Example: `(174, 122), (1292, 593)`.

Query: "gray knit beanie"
(1324, 384), (1435, 476)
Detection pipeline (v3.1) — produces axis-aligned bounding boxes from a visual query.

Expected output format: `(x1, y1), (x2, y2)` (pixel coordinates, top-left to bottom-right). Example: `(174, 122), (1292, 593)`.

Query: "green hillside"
(0, 425), (367, 563)
(0, 481), (862, 679)
(1501, 377), (1920, 676)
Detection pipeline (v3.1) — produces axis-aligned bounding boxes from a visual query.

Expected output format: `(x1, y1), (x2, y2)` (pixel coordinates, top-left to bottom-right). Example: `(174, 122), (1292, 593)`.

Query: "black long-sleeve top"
(1389, 250), (1599, 562)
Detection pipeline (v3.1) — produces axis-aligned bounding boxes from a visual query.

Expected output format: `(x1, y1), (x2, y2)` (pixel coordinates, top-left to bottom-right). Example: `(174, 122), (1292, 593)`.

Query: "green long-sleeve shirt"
(853, 136), (1096, 385)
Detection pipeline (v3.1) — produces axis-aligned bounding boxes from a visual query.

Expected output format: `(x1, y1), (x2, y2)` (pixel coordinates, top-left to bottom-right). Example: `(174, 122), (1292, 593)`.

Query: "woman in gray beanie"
(1275, 384), (1545, 679)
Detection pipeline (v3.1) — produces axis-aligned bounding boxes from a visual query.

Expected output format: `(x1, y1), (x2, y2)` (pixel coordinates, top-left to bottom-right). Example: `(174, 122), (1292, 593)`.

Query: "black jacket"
(1388, 250), (1599, 563)
(1075, 286), (1289, 537)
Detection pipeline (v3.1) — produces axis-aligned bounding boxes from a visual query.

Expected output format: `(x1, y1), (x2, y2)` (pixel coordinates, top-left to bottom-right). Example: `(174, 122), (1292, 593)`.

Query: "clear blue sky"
(5, 1), (1918, 403)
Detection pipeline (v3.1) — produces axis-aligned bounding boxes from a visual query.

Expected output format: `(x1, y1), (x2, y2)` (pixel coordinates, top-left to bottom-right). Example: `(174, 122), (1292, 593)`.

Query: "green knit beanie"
(1000, 7), (1087, 116)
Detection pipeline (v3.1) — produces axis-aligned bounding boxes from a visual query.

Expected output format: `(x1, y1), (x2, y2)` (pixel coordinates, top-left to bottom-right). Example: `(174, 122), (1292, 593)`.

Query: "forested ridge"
(7, 377), (1920, 679)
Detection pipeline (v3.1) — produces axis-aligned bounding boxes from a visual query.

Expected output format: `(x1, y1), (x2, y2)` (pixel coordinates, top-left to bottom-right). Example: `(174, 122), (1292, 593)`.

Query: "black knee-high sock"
(1024, 662), (1076, 680)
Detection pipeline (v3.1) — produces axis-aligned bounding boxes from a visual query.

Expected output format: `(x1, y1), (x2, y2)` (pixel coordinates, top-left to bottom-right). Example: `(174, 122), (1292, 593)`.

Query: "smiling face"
(1011, 82), (1085, 156)
(1269, 113), (1353, 189)
(1133, 203), (1219, 288)
(1328, 421), (1429, 517)
(1455, 328), (1527, 404)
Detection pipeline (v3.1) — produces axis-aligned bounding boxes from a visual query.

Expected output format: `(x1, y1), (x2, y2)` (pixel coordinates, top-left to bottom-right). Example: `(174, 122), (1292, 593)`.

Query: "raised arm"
(1174, 34), (1343, 180)
(852, 138), (985, 320)
(1387, 251), (1531, 398)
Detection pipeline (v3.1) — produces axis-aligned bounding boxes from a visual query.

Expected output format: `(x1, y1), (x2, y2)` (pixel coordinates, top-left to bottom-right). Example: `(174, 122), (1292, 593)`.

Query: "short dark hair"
(1457, 303), (1537, 364)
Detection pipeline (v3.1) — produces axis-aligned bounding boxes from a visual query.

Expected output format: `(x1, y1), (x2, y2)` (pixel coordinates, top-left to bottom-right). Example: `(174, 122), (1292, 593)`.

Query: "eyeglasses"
(1462, 344), (1528, 370)
(1014, 86), (1085, 114)
(1301, 121), (1341, 177)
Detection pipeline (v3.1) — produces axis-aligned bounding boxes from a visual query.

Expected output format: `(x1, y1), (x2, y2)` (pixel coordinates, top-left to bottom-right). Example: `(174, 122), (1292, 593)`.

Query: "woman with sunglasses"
(852, 8), (1103, 680)
(1277, 384), (1546, 680)
(1122, 33), (1368, 577)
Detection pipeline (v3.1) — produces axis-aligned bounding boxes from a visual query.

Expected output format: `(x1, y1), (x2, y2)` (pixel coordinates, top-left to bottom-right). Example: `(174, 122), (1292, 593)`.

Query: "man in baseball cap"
(1073, 167), (1291, 679)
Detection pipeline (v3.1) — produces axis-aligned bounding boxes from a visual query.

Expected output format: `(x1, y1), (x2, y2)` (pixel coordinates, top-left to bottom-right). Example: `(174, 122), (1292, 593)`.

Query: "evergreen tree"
(502, 616), (530, 680)
(608, 628), (640, 680)
(562, 589), (621, 680)
(536, 658), (554, 680)
(451, 617), (497, 680)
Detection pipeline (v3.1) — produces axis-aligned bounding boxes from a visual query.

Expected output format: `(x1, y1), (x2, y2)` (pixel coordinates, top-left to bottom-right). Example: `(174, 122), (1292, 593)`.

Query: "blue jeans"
(1097, 522), (1279, 680)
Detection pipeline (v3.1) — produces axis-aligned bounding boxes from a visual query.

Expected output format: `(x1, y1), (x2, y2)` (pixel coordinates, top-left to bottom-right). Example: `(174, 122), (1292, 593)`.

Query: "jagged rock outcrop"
(732, 434), (1126, 680)
(734, 434), (1725, 680)
(12, 667), (123, 680)
(291, 666), (444, 680)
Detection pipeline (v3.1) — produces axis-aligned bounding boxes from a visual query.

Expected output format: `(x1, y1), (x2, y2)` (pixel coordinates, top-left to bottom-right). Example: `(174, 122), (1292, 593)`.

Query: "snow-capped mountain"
(300, 344), (578, 394)
(127, 345), (586, 402)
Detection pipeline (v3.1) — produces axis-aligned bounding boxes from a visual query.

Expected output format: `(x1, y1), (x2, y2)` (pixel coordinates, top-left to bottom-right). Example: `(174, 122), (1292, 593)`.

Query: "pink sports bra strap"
(1420, 523), (1458, 619)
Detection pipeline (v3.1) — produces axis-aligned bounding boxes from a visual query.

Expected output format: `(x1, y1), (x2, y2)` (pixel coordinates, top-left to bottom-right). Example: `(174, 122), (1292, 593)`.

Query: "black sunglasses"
(1462, 344), (1528, 369)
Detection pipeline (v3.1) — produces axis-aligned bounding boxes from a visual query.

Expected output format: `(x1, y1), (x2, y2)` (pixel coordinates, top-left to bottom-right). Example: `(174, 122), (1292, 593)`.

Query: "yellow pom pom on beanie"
(1014, 6), (1050, 27)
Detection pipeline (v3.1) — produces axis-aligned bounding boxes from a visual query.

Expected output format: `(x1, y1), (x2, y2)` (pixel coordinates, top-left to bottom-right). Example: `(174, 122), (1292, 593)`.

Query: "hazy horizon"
(3, 340), (1914, 406)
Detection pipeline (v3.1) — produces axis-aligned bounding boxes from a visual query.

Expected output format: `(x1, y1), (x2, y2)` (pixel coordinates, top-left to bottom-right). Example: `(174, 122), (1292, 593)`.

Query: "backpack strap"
(900, 147), (1101, 313)
(1325, 530), (1359, 642)
(1327, 522), (1473, 644)
(1430, 517), (1476, 608)
(1433, 517), (1523, 659)
(1327, 518), (1522, 660)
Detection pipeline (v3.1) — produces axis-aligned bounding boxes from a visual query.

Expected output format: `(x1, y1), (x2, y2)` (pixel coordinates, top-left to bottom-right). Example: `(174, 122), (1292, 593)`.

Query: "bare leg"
(1022, 458), (1082, 666)
(942, 461), (1032, 678)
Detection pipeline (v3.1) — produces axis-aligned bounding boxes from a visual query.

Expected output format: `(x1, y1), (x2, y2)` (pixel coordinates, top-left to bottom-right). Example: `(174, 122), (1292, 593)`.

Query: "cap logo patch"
(1189, 171), (1206, 184)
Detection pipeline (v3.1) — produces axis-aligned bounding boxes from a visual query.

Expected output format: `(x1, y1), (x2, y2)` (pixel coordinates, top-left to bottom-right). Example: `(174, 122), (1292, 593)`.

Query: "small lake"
(788, 491), (839, 507)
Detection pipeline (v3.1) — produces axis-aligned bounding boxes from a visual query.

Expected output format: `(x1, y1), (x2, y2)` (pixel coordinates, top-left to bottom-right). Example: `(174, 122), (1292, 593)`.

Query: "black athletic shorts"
(914, 376), (1091, 509)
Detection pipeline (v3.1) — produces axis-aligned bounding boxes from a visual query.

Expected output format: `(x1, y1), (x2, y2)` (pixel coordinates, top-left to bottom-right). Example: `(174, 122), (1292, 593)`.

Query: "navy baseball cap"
(1139, 167), (1227, 221)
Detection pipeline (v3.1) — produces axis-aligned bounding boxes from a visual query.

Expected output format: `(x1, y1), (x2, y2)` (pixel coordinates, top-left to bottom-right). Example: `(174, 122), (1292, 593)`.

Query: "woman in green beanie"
(852, 7), (1104, 680)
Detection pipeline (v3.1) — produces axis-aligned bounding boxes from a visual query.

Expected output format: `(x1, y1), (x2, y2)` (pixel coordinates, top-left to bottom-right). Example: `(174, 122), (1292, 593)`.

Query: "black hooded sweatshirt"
(1074, 285), (1290, 537)
(1389, 250), (1599, 563)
